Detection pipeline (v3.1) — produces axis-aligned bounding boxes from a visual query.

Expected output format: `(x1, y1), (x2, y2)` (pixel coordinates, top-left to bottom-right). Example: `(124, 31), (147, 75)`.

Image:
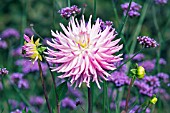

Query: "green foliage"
(56, 81), (68, 102)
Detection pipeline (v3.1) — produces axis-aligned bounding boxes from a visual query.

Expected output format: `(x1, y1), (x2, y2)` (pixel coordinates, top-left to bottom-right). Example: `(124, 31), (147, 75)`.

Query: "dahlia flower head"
(45, 15), (123, 89)
(22, 35), (42, 63)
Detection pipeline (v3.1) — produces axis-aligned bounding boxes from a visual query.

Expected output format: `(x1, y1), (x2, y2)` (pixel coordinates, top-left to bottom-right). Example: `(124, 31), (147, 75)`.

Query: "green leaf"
(37, 46), (47, 53)
(22, 110), (26, 113)
(130, 69), (137, 75)
(56, 81), (68, 102)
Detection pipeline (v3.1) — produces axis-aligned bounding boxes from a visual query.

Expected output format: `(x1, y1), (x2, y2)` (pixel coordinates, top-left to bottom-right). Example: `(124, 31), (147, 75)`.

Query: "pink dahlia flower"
(45, 15), (123, 88)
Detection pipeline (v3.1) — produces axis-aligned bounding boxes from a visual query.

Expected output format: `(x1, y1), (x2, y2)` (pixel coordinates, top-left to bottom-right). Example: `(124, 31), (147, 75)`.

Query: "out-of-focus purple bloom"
(129, 105), (150, 113)
(11, 47), (22, 57)
(159, 88), (170, 100)
(8, 99), (18, 109)
(29, 96), (44, 106)
(108, 71), (130, 87)
(155, 0), (168, 4)
(125, 53), (145, 61)
(144, 76), (160, 88)
(0, 40), (8, 49)
(137, 36), (159, 48)
(99, 19), (114, 31)
(24, 28), (34, 37)
(67, 84), (82, 98)
(0, 82), (2, 90)
(18, 79), (29, 89)
(61, 97), (76, 109)
(1, 28), (20, 39)
(10, 73), (24, 84)
(0, 68), (9, 76)
(121, 2), (142, 17)
(168, 83), (170, 87)
(152, 58), (167, 65)
(139, 60), (155, 72)
(11, 109), (22, 113)
(15, 59), (48, 74)
(114, 61), (128, 72)
(157, 73), (169, 83)
(58, 5), (81, 19)
(43, 37), (52, 46)
(135, 76), (160, 97)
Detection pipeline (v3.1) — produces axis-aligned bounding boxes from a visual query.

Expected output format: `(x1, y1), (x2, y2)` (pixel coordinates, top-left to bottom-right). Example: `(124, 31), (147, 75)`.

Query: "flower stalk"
(44, 56), (60, 113)
(38, 60), (52, 113)
(88, 87), (92, 113)
(125, 77), (135, 112)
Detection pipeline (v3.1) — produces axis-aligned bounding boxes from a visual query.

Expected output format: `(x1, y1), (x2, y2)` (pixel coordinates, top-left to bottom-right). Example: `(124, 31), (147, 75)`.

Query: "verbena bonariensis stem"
(44, 56), (60, 113)
(88, 88), (92, 113)
(38, 60), (52, 113)
(125, 77), (134, 112)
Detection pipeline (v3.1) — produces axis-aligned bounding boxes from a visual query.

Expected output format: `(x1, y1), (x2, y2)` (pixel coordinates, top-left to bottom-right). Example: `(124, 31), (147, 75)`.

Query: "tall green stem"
(118, 0), (133, 35)
(112, 0), (119, 28)
(44, 56), (60, 113)
(88, 88), (92, 113)
(2, 78), (10, 112)
(38, 60), (52, 113)
(67, 0), (70, 7)
(152, 5), (163, 73)
(93, 0), (97, 22)
(109, 48), (143, 74)
(129, 0), (150, 54)
(125, 77), (135, 112)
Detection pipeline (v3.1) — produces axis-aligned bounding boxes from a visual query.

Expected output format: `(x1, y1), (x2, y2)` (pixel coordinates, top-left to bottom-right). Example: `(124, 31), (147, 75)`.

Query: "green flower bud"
(136, 66), (145, 79)
(150, 97), (158, 104)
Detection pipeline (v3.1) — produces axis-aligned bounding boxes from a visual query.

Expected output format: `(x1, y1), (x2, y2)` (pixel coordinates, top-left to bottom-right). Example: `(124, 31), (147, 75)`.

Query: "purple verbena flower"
(10, 73), (24, 84)
(11, 47), (22, 57)
(137, 36), (159, 48)
(0, 68), (9, 76)
(67, 84), (82, 98)
(29, 96), (44, 106)
(139, 60), (155, 72)
(58, 5), (81, 19)
(155, 0), (168, 4)
(1, 28), (20, 39)
(0, 40), (8, 49)
(152, 58), (167, 65)
(125, 53), (145, 61)
(18, 79), (29, 89)
(15, 59), (48, 74)
(11, 109), (22, 113)
(121, 2), (142, 17)
(108, 71), (130, 87)
(99, 19), (114, 31)
(144, 76), (160, 88)
(24, 28), (34, 37)
(8, 99), (18, 109)
(61, 97), (76, 109)
(135, 75), (160, 97)
(157, 72), (169, 83)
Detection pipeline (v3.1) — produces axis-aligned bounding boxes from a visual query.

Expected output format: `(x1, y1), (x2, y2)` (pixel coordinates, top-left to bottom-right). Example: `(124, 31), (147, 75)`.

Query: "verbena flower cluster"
(121, 2), (142, 17)
(0, 28), (20, 39)
(99, 19), (114, 31)
(137, 36), (159, 48)
(10, 73), (29, 89)
(45, 15), (123, 89)
(155, 0), (168, 4)
(58, 5), (81, 19)
(0, 68), (9, 76)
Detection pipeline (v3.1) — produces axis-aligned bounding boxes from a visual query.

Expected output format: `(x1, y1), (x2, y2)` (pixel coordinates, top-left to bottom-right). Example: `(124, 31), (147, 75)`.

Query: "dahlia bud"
(150, 96), (158, 104)
(136, 66), (145, 79)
